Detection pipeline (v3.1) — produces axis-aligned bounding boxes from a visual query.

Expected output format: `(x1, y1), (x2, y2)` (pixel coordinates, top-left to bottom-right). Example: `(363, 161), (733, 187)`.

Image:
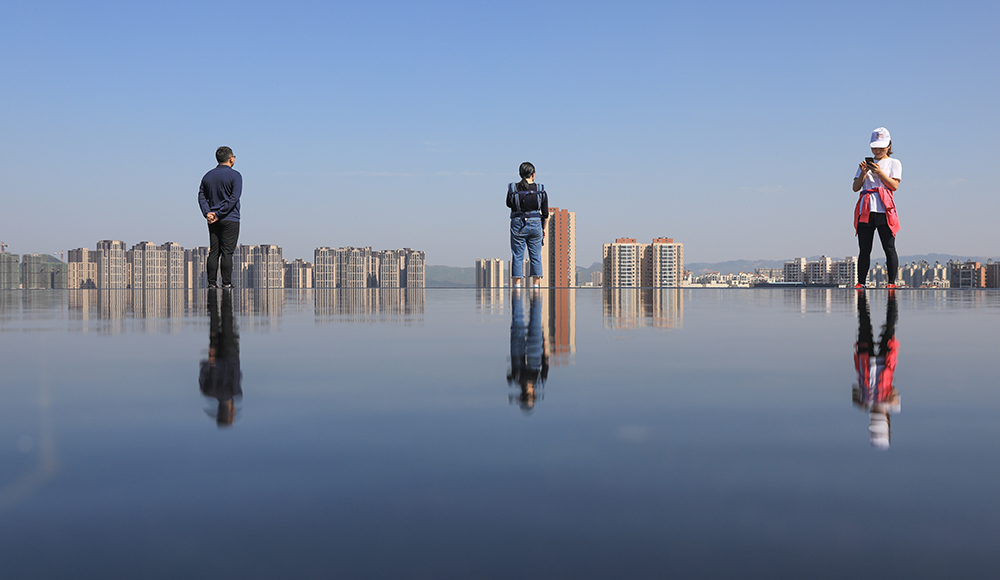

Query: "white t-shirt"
(855, 157), (902, 213)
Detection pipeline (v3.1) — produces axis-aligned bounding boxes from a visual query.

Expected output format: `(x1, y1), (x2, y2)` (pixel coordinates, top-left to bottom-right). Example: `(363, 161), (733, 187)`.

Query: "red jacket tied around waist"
(854, 186), (900, 236)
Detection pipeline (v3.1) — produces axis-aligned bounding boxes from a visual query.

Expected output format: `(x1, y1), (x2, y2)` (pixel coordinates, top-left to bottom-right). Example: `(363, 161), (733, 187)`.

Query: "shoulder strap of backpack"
(509, 183), (521, 212)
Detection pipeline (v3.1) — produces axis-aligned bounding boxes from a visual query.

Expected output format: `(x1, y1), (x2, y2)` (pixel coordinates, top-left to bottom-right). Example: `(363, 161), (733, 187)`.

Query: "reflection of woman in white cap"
(853, 292), (900, 449)
(852, 127), (902, 288)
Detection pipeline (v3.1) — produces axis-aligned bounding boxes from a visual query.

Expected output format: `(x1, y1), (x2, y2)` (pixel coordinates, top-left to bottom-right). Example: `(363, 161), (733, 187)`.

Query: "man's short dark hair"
(216, 146), (234, 164)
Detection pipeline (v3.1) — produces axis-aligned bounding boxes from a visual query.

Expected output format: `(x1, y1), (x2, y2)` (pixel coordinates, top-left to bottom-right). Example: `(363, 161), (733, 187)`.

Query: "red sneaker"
(886, 283), (897, 289)
(855, 283), (865, 289)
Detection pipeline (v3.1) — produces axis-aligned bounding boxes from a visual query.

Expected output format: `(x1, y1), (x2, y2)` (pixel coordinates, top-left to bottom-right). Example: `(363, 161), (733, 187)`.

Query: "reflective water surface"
(2, 288), (1000, 579)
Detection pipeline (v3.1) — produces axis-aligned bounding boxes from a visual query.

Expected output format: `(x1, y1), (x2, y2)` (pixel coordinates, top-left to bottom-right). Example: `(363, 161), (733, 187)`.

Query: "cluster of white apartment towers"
(62, 241), (425, 289)
(603, 238), (684, 287)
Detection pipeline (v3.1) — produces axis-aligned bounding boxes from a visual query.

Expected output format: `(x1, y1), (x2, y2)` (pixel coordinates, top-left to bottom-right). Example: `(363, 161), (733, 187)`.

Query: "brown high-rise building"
(542, 207), (576, 288)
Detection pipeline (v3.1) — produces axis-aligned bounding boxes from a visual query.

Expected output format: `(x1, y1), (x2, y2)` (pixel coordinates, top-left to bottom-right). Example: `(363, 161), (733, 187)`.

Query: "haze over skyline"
(2, 1), (997, 267)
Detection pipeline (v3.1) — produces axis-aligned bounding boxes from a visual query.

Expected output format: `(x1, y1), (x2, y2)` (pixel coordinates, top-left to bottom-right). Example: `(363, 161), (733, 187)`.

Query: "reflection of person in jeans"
(200, 289), (242, 426)
(508, 291), (548, 413)
(198, 146), (242, 288)
(506, 161), (548, 289)
(853, 292), (899, 449)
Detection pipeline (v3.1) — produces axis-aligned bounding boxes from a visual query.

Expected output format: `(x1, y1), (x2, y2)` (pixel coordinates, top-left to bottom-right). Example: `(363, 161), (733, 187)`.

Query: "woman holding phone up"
(853, 127), (902, 288)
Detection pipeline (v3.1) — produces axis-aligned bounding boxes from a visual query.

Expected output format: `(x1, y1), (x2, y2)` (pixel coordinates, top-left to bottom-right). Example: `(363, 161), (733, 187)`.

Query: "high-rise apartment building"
(648, 238), (683, 287)
(986, 262), (1000, 289)
(476, 258), (506, 288)
(67, 247), (98, 289)
(783, 258), (807, 284)
(602, 237), (684, 288)
(253, 245), (284, 288)
(0, 253), (20, 289)
(379, 250), (402, 288)
(314, 247), (338, 288)
(342, 246), (375, 288)
(402, 249), (425, 288)
(20, 254), (66, 289)
(284, 259), (313, 289)
(542, 207), (576, 288)
(314, 247), (425, 288)
(185, 247), (210, 289)
(96, 240), (128, 289)
(950, 261), (986, 288)
(160, 242), (185, 288)
(21, 254), (47, 289)
(234, 245), (282, 288)
(603, 238), (640, 287)
(129, 241), (167, 288)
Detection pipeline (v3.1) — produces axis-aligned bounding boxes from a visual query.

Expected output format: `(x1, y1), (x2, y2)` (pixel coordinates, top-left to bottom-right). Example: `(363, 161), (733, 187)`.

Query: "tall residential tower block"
(602, 237), (684, 288)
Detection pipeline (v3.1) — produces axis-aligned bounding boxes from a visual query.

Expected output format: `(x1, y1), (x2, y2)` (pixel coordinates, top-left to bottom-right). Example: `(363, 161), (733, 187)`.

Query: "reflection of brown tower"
(602, 288), (684, 329)
(541, 288), (575, 365)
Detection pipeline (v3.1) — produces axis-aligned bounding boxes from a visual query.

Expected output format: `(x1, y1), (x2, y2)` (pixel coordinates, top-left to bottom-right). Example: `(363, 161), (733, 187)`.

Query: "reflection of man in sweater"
(200, 290), (242, 426)
(198, 146), (242, 288)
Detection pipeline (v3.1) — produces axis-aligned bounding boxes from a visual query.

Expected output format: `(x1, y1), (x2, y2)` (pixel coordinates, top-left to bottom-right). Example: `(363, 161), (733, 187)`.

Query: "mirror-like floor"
(2, 288), (999, 579)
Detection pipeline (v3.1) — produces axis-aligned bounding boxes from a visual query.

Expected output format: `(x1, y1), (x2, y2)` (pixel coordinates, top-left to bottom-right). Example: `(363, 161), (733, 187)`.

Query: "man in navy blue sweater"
(198, 146), (242, 288)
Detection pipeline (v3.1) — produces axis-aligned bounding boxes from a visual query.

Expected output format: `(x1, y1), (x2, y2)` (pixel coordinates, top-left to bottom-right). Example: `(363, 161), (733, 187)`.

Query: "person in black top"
(198, 146), (242, 288)
(506, 162), (548, 288)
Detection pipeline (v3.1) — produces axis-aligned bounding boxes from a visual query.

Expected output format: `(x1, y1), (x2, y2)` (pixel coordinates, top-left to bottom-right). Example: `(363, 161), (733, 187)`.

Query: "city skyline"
(1, 2), (997, 267)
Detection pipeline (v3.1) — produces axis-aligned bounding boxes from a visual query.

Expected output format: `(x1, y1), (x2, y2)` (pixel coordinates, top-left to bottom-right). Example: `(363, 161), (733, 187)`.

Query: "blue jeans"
(510, 217), (543, 278)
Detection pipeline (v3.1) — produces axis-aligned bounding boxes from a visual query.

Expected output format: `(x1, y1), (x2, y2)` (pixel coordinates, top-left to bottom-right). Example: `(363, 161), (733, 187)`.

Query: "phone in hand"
(865, 156), (876, 169)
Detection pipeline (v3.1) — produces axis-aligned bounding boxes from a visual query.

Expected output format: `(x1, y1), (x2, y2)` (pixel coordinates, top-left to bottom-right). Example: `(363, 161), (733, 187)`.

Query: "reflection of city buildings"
(476, 288), (506, 313)
(475, 259), (506, 288)
(66, 289), (182, 331)
(783, 288), (859, 313)
(603, 237), (684, 288)
(602, 288), (683, 329)
(231, 288), (284, 315)
(313, 289), (425, 322)
(542, 288), (575, 365)
(486, 287), (576, 363)
(313, 247), (425, 288)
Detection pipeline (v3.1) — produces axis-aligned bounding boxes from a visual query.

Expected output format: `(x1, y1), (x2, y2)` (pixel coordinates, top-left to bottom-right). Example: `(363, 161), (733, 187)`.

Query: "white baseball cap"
(869, 127), (891, 148)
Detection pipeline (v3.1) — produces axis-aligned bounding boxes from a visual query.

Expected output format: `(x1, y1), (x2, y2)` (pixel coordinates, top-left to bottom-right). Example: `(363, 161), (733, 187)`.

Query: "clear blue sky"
(2, 0), (997, 267)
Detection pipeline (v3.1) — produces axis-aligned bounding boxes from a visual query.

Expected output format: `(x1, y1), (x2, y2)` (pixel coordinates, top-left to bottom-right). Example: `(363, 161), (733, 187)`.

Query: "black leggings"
(857, 212), (896, 284)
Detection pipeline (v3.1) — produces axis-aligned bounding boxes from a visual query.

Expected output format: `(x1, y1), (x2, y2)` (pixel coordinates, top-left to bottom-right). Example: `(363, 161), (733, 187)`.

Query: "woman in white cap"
(852, 127), (902, 288)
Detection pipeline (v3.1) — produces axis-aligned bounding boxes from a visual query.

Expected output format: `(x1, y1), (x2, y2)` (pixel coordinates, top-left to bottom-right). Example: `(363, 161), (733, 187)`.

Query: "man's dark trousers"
(207, 220), (240, 287)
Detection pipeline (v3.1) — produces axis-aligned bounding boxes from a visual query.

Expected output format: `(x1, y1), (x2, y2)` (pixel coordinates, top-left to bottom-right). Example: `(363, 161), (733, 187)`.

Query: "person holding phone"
(852, 127), (902, 288)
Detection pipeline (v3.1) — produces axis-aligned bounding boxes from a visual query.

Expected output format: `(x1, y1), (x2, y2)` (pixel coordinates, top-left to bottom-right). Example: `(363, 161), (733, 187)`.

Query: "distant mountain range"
(428, 254), (998, 286)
